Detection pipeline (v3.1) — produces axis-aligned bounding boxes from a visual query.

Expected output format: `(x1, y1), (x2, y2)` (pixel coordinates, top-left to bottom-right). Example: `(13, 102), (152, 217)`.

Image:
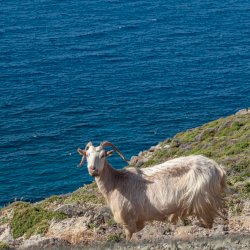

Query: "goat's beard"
(89, 171), (99, 177)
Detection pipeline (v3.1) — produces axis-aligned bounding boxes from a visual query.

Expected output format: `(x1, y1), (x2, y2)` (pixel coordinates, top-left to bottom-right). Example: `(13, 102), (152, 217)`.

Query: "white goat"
(77, 141), (227, 240)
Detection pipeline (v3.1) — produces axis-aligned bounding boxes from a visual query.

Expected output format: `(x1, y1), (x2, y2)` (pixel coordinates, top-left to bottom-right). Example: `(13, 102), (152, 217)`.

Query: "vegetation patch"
(228, 176), (245, 186)
(107, 233), (122, 243)
(226, 197), (244, 215)
(141, 113), (250, 198)
(0, 241), (9, 250)
(10, 202), (67, 239)
(0, 217), (9, 225)
(38, 195), (66, 209)
(107, 218), (117, 227)
(88, 222), (98, 229)
(1, 111), (249, 244)
(7, 201), (30, 210)
(38, 183), (104, 208)
(63, 183), (105, 205)
(243, 182), (250, 194)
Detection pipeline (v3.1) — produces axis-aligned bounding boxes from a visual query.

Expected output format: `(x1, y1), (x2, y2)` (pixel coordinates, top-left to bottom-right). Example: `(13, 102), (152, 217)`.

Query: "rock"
(229, 215), (250, 231)
(130, 144), (162, 166)
(171, 139), (181, 148)
(164, 144), (171, 149)
(134, 222), (168, 242)
(99, 207), (113, 223)
(130, 156), (139, 165)
(243, 201), (250, 215)
(136, 158), (147, 167)
(148, 144), (161, 152)
(130, 155), (148, 167)
(54, 203), (88, 217)
(0, 224), (13, 243)
(138, 151), (145, 157)
(213, 243), (228, 250)
(194, 128), (215, 142)
(148, 146), (157, 152)
(235, 108), (250, 115)
(19, 235), (69, 249)
(46, 216), (99, 245)
(212, 225), (225, 236)
(217, 120), (232, 132)
(174, 226), (196, 240)
(179, 142), (193, 150)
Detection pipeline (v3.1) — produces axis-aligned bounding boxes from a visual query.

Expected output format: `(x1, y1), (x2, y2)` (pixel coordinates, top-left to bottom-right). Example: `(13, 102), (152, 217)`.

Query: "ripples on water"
(0, 0), (249, 206)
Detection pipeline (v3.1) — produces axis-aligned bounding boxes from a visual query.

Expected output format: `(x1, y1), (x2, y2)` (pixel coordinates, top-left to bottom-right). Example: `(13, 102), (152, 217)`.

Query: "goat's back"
(134, 155), (223, 178)
(125, 155), (226, 224)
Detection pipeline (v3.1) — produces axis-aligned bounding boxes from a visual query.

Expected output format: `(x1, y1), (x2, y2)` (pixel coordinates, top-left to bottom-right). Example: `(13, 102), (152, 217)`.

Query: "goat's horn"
(77, 141), (93, 167)
(85, 141), (93, 149)
(78, 152), (86, 167)
(100, 141), (129, 163)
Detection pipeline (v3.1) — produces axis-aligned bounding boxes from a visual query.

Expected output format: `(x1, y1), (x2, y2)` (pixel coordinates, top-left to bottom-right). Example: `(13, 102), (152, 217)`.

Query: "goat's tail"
(178, 164), (227, 228)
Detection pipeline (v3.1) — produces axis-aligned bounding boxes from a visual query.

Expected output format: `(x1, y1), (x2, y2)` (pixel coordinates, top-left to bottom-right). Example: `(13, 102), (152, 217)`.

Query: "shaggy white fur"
(78, 142), (227, 240)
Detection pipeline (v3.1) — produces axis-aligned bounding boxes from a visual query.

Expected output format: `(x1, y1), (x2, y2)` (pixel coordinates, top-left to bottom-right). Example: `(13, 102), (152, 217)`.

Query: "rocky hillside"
(0, 109), (249, 249)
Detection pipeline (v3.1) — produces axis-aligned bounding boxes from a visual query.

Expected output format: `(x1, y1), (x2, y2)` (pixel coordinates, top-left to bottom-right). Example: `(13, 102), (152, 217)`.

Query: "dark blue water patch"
(0, 0), (250, 206)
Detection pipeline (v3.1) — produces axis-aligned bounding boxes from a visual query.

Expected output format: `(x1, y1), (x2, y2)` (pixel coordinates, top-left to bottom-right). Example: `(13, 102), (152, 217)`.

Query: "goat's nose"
(89, 166), (96, 171)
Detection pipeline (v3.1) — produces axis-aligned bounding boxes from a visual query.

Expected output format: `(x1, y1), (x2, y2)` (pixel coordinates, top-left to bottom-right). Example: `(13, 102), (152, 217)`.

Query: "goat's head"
(77, 141), (128, 177)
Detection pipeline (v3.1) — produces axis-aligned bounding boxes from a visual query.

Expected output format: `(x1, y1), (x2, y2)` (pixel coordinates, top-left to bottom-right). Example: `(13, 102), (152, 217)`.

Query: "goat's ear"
(77, 148), (85, 156)
(106, 150), (114, 157)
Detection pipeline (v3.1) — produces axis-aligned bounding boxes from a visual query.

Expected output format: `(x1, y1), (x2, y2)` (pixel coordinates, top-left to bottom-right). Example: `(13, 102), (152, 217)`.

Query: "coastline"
(0, 109), (249, 249)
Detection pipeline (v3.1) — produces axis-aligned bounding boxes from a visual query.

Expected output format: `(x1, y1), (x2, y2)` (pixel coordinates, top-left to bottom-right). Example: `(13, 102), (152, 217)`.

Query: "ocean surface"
(0, 0), (249, 207)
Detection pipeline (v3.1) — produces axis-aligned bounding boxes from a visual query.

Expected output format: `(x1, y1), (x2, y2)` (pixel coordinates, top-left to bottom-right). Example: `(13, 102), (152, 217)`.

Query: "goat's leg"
(168, 213), (178, 224)
(123, 220), (137, 241)
(198, 216), (214, 229)
(124, 228), (132, 241)
(136, 221), (145, 232)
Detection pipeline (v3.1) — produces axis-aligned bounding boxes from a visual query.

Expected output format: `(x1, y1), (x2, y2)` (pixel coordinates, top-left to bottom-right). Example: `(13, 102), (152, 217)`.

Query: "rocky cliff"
(0, 109), (249, 250)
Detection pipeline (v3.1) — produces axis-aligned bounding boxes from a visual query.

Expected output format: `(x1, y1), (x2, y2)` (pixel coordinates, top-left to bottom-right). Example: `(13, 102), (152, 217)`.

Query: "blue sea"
(0, 0), (249, 207)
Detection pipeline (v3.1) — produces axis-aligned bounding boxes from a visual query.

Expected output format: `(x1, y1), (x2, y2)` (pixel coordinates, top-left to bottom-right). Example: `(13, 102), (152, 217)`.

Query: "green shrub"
(227, 198), (243, 215)
(0, 217), (9, 225)
(39, 195), (65, 208)
(242, 182), (250, 194)
(107, 218), (117, 227)
(63, 183), (105, 205)
(0, 241), (9, 250)
(107, 233), (122, 243)
(228, 176), (245, 185)
(10, 203), (67, 239)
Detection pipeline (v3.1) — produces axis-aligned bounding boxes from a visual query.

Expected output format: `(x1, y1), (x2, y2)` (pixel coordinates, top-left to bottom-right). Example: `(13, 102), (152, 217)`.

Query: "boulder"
(19, 235), (69, 249)
(46, 216), (98, 245)
(174, 226), (196, 240)
(235, 108), (250, 115)
(129, 156), (139, 165)
(0, 224), (13, 243)
(54, 203), (88, 217)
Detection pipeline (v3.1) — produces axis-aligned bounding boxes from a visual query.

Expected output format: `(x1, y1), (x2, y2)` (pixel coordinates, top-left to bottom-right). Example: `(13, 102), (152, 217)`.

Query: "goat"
(77, 141), (227, 240)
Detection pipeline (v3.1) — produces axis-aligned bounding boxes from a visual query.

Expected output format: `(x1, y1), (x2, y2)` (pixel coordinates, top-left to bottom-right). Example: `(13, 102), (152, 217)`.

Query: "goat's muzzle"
(88, 167), (99, 177)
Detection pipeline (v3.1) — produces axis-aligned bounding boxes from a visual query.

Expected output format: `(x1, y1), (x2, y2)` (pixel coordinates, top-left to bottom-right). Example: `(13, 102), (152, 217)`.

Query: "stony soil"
(0, 193), (249, 249)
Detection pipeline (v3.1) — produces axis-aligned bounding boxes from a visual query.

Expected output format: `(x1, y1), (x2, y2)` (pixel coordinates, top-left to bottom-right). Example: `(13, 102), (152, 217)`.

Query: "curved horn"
(77, 141), (93, 167)
(100, 141), (129, 163)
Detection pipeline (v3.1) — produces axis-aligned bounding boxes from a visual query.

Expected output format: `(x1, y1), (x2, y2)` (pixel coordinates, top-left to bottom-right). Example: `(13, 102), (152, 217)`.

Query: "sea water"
(0, 0), (249, 206)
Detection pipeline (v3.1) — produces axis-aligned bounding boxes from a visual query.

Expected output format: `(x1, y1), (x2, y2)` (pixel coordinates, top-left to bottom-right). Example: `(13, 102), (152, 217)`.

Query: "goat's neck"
(95, 160), (117, 203)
